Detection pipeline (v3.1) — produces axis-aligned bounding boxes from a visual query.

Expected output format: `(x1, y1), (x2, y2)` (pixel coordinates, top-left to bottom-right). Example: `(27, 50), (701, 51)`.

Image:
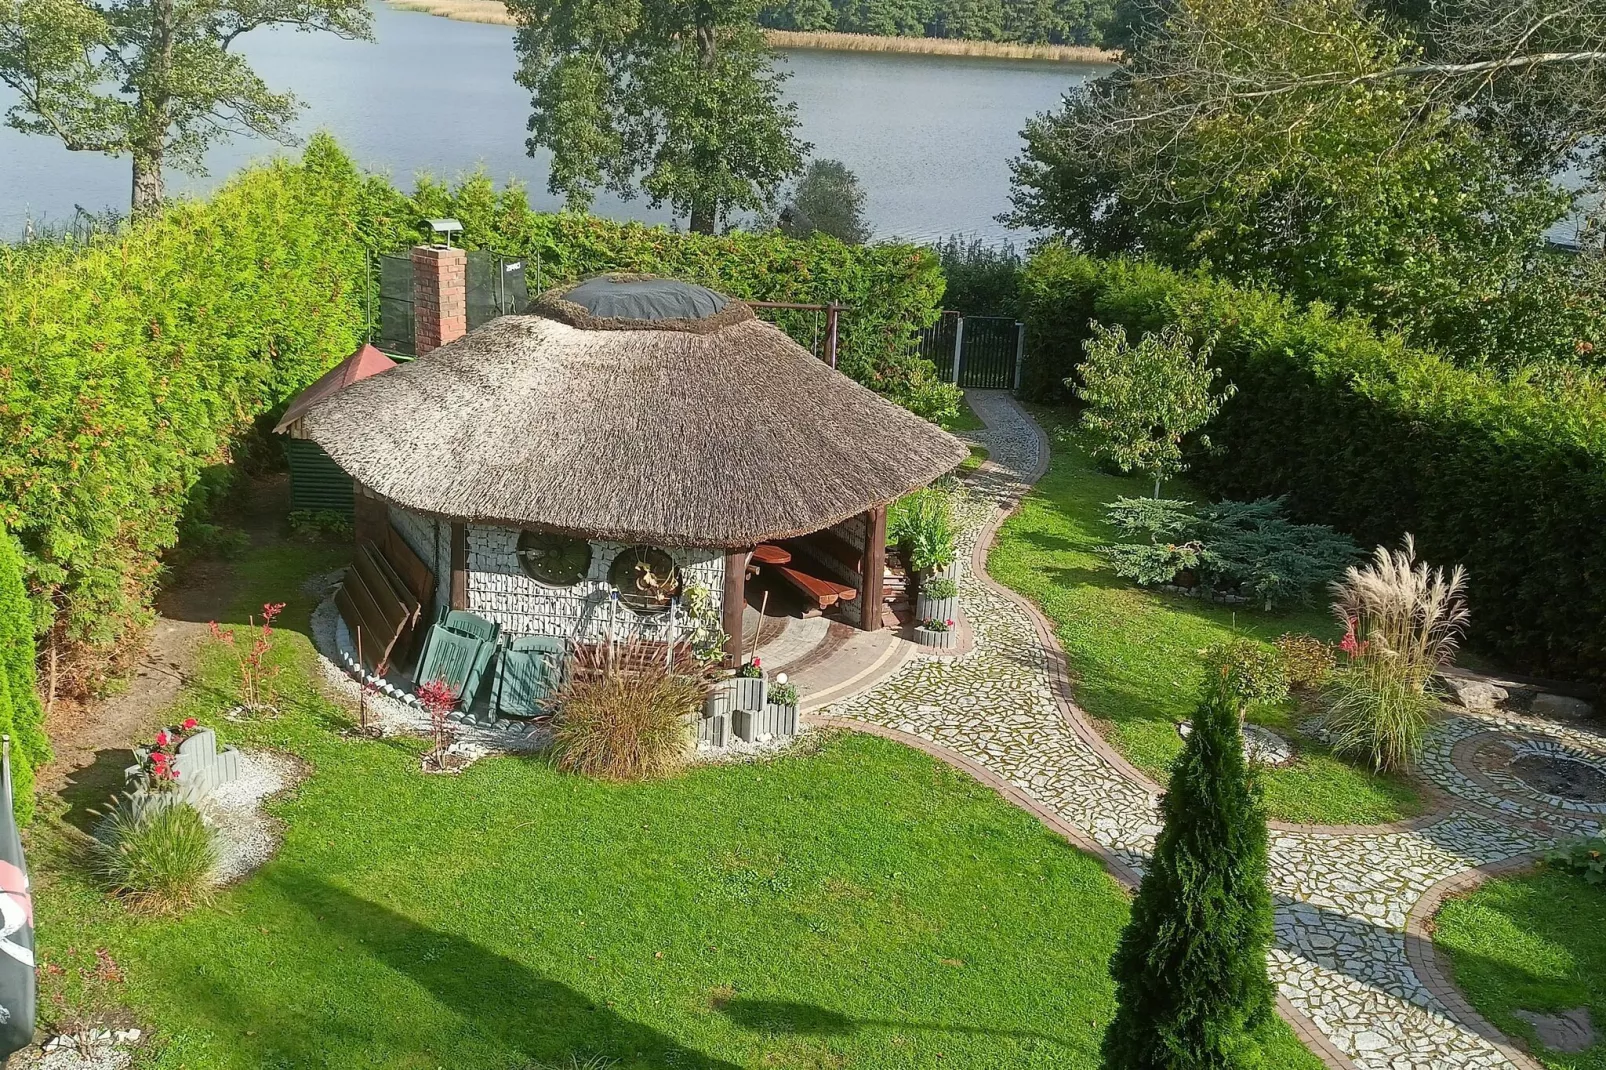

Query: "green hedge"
(387, 175), (956, 419)
(1020, 246), (1606, 679)
(0, 135), (374, 678)
(0, 526), (49, 823)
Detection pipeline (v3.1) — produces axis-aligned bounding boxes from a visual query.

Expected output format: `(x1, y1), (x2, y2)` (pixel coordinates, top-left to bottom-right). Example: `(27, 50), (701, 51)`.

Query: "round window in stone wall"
(516, 531), (593, 587)
(608, 546), (682, 613)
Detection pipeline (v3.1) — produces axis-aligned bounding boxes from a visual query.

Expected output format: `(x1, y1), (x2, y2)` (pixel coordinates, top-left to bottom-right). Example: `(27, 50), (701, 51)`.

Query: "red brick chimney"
(412, 245), (467, 356)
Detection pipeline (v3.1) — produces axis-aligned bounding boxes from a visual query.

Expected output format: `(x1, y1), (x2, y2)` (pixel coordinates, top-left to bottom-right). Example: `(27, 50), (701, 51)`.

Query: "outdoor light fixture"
(426, 217), (463, 247)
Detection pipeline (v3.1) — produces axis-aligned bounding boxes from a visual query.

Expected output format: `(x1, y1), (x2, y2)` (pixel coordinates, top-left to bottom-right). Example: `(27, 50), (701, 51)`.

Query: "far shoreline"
(384, 0), (1120, 64)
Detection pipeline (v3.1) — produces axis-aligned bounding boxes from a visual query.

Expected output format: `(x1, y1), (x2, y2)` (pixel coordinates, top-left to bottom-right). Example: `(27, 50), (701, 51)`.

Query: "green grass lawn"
(35, 524), (1326, 1069)
(985, 408), (1423, 826)
(1434, 866), (1606, 1069)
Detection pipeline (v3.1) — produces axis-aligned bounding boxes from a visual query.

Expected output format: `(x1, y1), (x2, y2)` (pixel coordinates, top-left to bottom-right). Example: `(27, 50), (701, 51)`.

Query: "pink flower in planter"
(181, 717), (198, 731)
(945, 619), (954, 628)
(154, 730), (169, 748)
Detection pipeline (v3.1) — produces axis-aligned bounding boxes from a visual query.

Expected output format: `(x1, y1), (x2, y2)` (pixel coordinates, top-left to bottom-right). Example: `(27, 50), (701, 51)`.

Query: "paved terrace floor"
(811, 389), (1589, 1070)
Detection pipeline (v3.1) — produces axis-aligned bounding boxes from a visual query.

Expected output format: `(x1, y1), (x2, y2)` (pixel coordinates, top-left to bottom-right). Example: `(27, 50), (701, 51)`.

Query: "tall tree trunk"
(689, 204), (717, 234)
(131, 147), (165, 219)
(688, 15), (718, 236)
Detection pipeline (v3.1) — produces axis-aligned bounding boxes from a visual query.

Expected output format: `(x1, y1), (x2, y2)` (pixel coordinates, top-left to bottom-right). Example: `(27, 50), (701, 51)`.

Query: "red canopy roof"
(274, 343), (397, 435)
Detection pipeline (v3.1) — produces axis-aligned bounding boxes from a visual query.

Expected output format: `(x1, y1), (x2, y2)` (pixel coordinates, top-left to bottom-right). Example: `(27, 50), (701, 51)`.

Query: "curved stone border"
(1403, 855), (1550, 1070)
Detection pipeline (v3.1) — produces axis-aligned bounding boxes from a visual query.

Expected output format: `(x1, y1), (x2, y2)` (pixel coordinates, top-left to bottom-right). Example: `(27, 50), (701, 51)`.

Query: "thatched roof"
(298, 276), (969, 548)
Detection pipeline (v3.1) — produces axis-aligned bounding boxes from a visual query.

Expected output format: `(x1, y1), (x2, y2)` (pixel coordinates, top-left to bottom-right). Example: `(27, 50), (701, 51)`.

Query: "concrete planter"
(730, 675), (767, 712)
(698, 709), (729, 748)
(126, 727), (240, 808)
(915, 594), (959, 628)
(733, 701), (799, 743)
(914, 624), (957, 649)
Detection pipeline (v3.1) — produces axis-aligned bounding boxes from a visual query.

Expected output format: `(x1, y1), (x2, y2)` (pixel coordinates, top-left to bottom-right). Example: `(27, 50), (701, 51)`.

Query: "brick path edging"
(1402, 855), (1550, 1070)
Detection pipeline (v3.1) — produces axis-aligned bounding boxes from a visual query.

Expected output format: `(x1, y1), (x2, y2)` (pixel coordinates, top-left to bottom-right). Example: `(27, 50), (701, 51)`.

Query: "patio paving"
(816, 389), (1585, 1070)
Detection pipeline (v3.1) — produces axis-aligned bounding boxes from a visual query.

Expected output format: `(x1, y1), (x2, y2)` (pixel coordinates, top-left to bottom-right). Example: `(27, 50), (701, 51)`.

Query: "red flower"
(154, 730), (169, 747)
(945, 619), (954, 627)
(181, 717), (198, 731)
(149, 752), (168, 765)
(752, 657), (761, 668)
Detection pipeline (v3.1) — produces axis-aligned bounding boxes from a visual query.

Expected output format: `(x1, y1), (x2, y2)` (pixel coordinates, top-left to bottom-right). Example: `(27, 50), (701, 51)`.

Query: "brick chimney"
(412, 245), (467, 356)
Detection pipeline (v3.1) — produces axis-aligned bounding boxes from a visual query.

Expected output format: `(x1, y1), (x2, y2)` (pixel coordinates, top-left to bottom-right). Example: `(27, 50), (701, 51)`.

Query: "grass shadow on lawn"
(717, 996), (1079, 1048)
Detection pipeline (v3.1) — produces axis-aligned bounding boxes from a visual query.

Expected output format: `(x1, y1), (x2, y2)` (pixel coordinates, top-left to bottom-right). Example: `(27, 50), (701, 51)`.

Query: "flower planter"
(730, 675), (767, 712)
(936, 558), (964, 583)
(732, 701), (799, 743)
(915, 594), (959, 627)
(766, 701), (799, 738)
(914, 625), (957, 650)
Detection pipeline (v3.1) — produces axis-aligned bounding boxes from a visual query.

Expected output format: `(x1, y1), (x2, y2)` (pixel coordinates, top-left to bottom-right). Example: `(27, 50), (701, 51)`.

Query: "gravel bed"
(204, 749), (306, 884)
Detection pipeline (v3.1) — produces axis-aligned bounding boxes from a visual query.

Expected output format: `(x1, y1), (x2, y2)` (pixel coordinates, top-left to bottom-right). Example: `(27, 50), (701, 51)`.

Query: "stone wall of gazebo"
(388, 504), (726, 645)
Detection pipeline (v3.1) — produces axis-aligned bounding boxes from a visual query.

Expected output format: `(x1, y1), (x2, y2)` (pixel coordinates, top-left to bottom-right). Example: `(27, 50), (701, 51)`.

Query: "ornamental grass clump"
(551, 640), (705, 781)
(890, 487), (959, 573)
(1324, 535), (1469, 772)
(92, 796), (218, 916)
(1104, 654), (1274, 1069)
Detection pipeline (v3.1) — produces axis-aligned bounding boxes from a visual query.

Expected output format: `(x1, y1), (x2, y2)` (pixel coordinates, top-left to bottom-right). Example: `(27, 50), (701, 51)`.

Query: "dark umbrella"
(0, 737), (35, 1064)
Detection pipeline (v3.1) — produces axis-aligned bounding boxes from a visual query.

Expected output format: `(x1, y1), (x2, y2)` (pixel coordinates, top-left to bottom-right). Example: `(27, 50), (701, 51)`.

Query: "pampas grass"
(551, 640), (705, 781)
(1324, 535), (1469, 771)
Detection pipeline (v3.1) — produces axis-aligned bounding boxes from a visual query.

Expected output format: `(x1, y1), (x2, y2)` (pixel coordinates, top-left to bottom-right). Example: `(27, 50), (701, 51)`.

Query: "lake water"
(0, 3), (1104, 244)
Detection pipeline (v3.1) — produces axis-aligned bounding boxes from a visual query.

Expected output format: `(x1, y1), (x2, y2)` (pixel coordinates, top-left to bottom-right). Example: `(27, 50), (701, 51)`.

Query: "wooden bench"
(771, 561), (858, 612)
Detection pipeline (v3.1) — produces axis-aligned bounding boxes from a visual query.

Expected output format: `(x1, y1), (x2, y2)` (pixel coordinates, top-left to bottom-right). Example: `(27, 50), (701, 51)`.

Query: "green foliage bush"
(1104, 658), (1275, 1068)
(1277, 634), (1335, 691)
(1203, 638), (1289, 712)
(1020, 245), (1606, 678)
(377, 173), (959, 421)
(0, 527), (50, 823)
(1548, 838), (1606, 886)
(0, 134), (375, 680)
(932, 235), (1022, 317)
(889, 487), (959, 572)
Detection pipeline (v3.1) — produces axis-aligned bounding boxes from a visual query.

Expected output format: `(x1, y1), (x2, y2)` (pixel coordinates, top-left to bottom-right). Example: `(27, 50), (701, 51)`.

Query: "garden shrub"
(552, 641), (704, 781)
(1104, 654), (1275, 1068)
(0, 135), (376, 687)
(889, 487), (959, 573)
(1020, 245), (1606, 679)
(1277, 634), (1335, 691)
(0, 526), (50, 824)
(373, 173), (959, 420)
(1203, 639), (1289, 712)
(1549, 838), (1606, 886)
(92, 796), (218, 915)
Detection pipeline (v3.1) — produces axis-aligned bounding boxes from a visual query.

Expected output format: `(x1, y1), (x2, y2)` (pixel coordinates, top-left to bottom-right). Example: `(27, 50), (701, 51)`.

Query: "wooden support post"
(722, 547), (749, 666)
(860, 505), (887, 631)
(449, 522), (468, 611)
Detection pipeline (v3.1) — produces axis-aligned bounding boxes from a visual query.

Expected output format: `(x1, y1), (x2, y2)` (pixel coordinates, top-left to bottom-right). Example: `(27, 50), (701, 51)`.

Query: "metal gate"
(919, 313), (1024, 390)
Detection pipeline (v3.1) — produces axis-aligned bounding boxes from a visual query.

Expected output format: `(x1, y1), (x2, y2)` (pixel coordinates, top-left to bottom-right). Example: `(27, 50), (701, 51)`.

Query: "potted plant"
(766, 675), (800, 738)
(914, 616), (958, 650)
(891, 489), (960, 601)
(915, 576), (960, 630)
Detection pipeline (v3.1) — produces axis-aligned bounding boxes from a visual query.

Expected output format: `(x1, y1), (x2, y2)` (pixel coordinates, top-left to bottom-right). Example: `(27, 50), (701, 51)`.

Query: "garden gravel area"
(206, 749), (307, 884)
(820, 389), (1580, 1070)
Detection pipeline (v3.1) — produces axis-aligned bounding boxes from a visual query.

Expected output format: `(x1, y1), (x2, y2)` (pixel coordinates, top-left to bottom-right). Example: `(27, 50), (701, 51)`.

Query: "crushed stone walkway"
(819, 390), (1579, 1070)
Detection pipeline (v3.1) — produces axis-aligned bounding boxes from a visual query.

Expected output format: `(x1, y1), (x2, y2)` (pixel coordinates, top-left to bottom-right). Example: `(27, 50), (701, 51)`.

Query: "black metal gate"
(918, 313), (1023, 390)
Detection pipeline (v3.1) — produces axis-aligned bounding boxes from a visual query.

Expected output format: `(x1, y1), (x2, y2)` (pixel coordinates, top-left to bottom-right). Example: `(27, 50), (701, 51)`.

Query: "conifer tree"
(0, 527), (51, 824)
(1102, 654), (1274, 1069)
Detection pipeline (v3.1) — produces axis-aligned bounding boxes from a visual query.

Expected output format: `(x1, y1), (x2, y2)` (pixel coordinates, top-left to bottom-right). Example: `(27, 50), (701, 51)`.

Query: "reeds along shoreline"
(385, 0), (1120, 63)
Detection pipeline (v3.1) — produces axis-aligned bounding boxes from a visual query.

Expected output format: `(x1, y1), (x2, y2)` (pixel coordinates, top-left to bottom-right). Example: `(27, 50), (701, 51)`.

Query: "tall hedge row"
(0, 134), (375, 679)
(0, 528), (49, 823)
(389, 175), (955, 417)
(1020, 246), (1606, 679)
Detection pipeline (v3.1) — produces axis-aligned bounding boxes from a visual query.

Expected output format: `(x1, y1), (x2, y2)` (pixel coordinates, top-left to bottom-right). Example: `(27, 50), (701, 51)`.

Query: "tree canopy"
(1009, 0), (1605, 370)
(510, 0), (810, 234)
(777, 158), (870, 242)
(0, 0), (371, 216)
(759, 0), (1117, 46)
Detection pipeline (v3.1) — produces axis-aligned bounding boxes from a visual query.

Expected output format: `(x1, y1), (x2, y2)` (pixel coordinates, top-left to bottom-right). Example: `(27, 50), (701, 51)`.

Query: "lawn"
(1434, 865), (1606, 1069)
(985, 408), (1423, 826)
(37, 530), (1324, 1069)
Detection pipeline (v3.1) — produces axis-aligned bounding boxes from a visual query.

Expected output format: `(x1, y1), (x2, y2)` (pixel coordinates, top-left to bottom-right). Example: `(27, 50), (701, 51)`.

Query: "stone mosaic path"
(820, 389), (1601, 1070)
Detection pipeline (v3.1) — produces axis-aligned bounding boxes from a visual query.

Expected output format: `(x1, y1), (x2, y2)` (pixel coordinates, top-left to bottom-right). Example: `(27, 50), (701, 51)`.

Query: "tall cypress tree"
(1103, 657), (1274, 1069)
(0, 528), (50, 824)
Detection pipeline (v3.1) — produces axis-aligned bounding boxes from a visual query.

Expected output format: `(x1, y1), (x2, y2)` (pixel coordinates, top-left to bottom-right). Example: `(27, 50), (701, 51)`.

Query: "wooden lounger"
(771, 561), (858, 611)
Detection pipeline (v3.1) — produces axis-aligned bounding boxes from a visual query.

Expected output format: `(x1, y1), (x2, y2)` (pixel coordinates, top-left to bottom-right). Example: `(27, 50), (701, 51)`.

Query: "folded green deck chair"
(493, 635), (567, 719)
(438, 608), (500, 645)
(414, 621), (498, 711)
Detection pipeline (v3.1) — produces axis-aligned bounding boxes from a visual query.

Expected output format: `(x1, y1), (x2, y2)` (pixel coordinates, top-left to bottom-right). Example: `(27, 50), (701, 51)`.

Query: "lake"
(0, 3), (1105, 244)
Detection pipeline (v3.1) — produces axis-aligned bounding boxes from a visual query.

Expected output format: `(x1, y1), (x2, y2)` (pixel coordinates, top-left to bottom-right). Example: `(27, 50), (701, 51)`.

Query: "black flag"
(0, 737), (34, 1063)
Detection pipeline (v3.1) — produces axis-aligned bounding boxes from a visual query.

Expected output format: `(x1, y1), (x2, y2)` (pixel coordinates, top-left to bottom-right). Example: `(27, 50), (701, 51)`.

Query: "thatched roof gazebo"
(299, 273), (968, 663)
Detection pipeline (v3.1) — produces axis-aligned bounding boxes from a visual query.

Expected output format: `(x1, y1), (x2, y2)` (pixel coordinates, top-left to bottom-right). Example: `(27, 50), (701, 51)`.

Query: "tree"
(1074, 322), (1231, 497)
(0, 527), (50, 825)
(0, 0), (371, 218)
(511, 0), (810, 234)
(1007, 0), (1597, 368)
(933, 234), (1022, 316)
(1103, 657), (1275, 1069)
(777, 158), (870, 243)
